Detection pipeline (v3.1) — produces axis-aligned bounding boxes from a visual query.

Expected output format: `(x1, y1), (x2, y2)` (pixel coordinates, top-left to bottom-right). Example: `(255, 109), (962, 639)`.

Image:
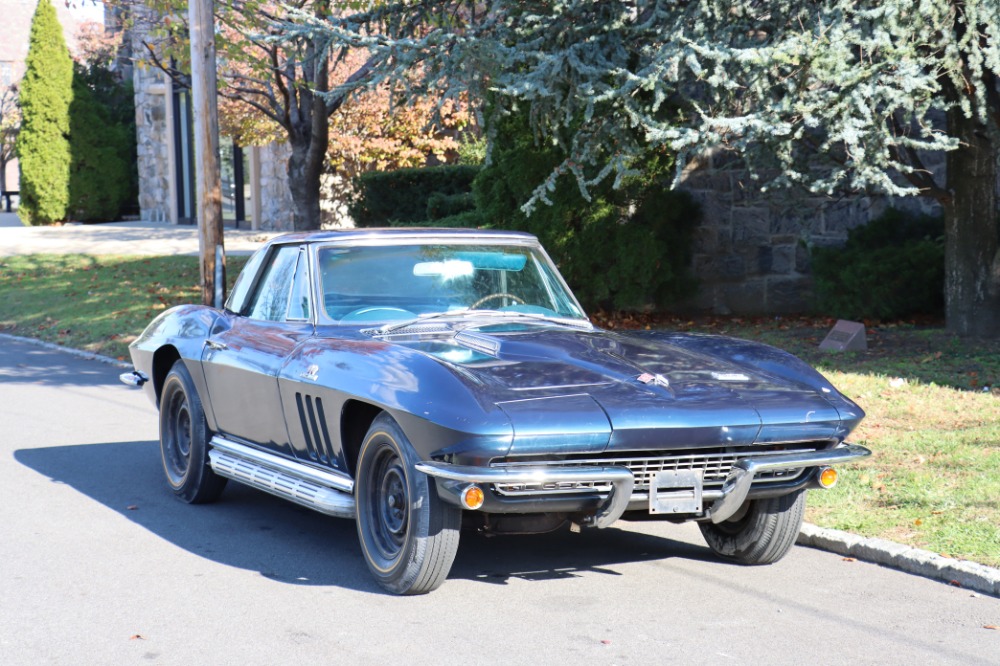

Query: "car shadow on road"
(15, 440), (718, 595)
(450, 525), (715, 586)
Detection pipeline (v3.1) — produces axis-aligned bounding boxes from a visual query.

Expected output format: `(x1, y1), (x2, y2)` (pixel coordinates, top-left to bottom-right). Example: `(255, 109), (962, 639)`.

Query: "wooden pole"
(188, 0), (226, 307)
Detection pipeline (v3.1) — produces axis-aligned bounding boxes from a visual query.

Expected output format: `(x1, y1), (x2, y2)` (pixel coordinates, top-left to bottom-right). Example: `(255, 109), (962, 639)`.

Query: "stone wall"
(679, 153), (944, 314)
(132, 65), (171, 223)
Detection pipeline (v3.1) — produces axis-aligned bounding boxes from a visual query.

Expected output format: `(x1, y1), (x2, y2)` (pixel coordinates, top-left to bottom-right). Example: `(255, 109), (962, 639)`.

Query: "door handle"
(204, 339), (228, 351)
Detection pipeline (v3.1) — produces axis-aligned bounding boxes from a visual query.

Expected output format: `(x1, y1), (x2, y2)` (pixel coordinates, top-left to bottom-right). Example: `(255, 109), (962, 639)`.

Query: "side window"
(246, 245), (301, 321)
(225, 246), (268, 314)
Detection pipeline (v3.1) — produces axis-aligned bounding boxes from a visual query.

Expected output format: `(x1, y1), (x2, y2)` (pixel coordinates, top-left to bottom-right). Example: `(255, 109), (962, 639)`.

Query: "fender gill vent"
(295, 393), (335, 464)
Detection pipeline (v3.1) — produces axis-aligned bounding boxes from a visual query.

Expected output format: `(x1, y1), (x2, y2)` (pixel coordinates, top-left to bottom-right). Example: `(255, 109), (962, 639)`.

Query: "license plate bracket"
(649, 469), (703, 514)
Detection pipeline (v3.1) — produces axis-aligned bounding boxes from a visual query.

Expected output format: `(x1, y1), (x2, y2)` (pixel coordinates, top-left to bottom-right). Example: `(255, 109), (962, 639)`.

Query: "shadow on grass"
(14, 440), (714, 595)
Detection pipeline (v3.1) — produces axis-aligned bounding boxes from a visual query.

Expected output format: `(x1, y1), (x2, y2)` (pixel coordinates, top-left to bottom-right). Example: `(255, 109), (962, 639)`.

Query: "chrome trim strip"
(415, 461), (634, 529)
(209, 436), (354, 493)
(706, 443), (872, 523)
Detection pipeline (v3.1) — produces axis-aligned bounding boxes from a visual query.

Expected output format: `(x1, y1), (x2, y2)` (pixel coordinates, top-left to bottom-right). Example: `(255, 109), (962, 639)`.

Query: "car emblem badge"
(637, 372), (669, 388)
(301, 364), (320, 381)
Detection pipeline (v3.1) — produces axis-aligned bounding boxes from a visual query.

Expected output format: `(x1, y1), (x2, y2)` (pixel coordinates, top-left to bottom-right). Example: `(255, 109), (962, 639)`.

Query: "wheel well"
(151, 345), (181, 405)
(340, 400), (383, 476)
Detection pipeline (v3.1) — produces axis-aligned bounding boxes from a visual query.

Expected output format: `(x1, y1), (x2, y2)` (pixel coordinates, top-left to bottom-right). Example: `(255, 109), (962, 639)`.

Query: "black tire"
(355, 414), (460, 595)
(699, 490), (806, 565)
(158, 360), (227, 504)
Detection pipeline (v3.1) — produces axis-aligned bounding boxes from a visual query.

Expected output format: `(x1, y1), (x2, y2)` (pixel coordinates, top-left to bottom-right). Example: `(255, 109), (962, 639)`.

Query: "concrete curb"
(0, 332), (132, 370)
(5, 331), (1000, 598)
(798, 523), (1000, 598)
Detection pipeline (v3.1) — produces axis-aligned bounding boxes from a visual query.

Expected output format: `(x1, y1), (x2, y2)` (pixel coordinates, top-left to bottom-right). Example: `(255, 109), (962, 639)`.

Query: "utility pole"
(189, 0), (225, 307)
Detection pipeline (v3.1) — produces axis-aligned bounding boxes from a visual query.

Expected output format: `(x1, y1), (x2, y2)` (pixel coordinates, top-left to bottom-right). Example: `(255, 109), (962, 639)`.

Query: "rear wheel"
(355, 414), (460, 595)
(159, 360), (227, 504)
(699, 490), (805, 565)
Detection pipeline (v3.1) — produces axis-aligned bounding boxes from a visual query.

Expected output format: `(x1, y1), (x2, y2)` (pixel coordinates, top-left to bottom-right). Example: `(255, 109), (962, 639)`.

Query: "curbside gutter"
(4, 332), (1000, 598)
(798, 523), (1000, 598)
(0, 332), (132, 370)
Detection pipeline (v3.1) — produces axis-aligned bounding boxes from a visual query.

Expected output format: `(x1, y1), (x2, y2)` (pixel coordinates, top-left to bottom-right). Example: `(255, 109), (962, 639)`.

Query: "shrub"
(67, 71), (133, 221)
(16, 0), (73, 225)
(350, 165), (480, 226)
(812, 208), (945, 320)
(473, 112), (699, 311)
(426, 191), (475, 220)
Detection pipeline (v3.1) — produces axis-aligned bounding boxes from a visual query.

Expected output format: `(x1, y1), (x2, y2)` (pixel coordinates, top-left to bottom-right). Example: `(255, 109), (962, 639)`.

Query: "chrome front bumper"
(416, 443), (872, 527)
(415, 462), (634, 528)
(704, 443), (871, 523)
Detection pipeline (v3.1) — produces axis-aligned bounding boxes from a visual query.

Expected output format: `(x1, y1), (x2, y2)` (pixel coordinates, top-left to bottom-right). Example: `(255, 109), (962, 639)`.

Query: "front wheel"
(355, 414), (460, 595)
(699, 490), (805, 565)
(159, 360), (227, 504)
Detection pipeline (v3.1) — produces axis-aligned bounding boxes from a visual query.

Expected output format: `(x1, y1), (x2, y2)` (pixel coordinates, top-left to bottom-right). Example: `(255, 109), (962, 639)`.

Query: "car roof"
(267, 227), (539, 246)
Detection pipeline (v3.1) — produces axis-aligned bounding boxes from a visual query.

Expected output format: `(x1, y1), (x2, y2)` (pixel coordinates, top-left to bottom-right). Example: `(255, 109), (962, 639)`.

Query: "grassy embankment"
(2, 255), (998, 567)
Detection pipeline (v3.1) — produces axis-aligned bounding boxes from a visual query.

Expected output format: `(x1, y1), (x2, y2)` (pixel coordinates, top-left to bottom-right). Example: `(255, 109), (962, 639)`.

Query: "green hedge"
(812, 208), (944, 320)
(349, 165), (480, 227)
(346, 114), (699, 312)
(473, 112), (698, 311)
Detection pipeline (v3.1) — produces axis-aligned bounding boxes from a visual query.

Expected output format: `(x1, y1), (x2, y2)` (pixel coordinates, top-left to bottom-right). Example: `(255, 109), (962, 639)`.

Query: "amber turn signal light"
(461, 485), (485, 510)
(817, 466), (838, 489)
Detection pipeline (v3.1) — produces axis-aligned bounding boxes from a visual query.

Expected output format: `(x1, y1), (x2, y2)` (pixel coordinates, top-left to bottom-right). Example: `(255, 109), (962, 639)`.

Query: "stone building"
(125, 3), (295, 230)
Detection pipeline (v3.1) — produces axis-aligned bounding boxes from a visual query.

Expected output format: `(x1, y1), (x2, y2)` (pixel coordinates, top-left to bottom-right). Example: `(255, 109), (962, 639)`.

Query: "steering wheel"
(470, 293), (526, 309)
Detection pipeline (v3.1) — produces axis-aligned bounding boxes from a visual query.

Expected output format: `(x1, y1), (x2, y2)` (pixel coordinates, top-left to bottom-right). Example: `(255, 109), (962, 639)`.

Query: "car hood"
(393, 325), (853, 454)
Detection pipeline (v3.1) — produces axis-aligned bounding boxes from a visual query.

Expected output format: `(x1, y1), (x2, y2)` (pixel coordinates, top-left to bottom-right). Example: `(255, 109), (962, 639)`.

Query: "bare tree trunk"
(943, 108), (1000, 337)
(288, 133), (323, 231)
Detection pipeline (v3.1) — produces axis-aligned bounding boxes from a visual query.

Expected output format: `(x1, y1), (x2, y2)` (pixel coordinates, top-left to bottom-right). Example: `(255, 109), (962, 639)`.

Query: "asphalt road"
(1, 337), (998, 665)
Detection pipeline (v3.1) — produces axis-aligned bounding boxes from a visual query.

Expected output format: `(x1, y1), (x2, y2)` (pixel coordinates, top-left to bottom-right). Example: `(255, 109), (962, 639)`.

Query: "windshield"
(316, 242), (587, 324)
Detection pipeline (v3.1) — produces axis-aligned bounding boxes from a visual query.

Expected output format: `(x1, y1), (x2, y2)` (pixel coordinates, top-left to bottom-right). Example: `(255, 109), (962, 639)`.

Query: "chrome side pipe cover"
(208, 437), (356, 519)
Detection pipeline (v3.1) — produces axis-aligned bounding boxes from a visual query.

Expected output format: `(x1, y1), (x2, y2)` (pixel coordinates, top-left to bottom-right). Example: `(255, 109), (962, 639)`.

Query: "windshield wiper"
(373, 309), (593, 336)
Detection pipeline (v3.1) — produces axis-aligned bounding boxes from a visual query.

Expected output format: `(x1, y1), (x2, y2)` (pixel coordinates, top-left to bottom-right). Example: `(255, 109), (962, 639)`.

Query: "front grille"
(491, 445), (818, 495)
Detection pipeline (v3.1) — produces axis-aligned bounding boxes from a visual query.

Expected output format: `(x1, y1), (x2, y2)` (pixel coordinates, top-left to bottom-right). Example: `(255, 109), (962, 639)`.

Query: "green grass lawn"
(0, 254), (247, 361)
(2, 254), (998, 567)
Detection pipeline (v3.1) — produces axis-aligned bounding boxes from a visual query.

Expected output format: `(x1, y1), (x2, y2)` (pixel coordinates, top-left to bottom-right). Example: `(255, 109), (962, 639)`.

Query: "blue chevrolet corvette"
(122, 228), (870, 594)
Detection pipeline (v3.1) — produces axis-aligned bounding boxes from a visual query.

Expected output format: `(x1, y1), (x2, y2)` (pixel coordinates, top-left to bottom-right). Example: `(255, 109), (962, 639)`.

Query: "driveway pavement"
(0, 212), (282, 256)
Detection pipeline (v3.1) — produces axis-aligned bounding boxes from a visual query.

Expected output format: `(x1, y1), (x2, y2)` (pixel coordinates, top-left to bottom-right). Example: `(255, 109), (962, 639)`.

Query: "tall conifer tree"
(16, 0), (73, 225)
